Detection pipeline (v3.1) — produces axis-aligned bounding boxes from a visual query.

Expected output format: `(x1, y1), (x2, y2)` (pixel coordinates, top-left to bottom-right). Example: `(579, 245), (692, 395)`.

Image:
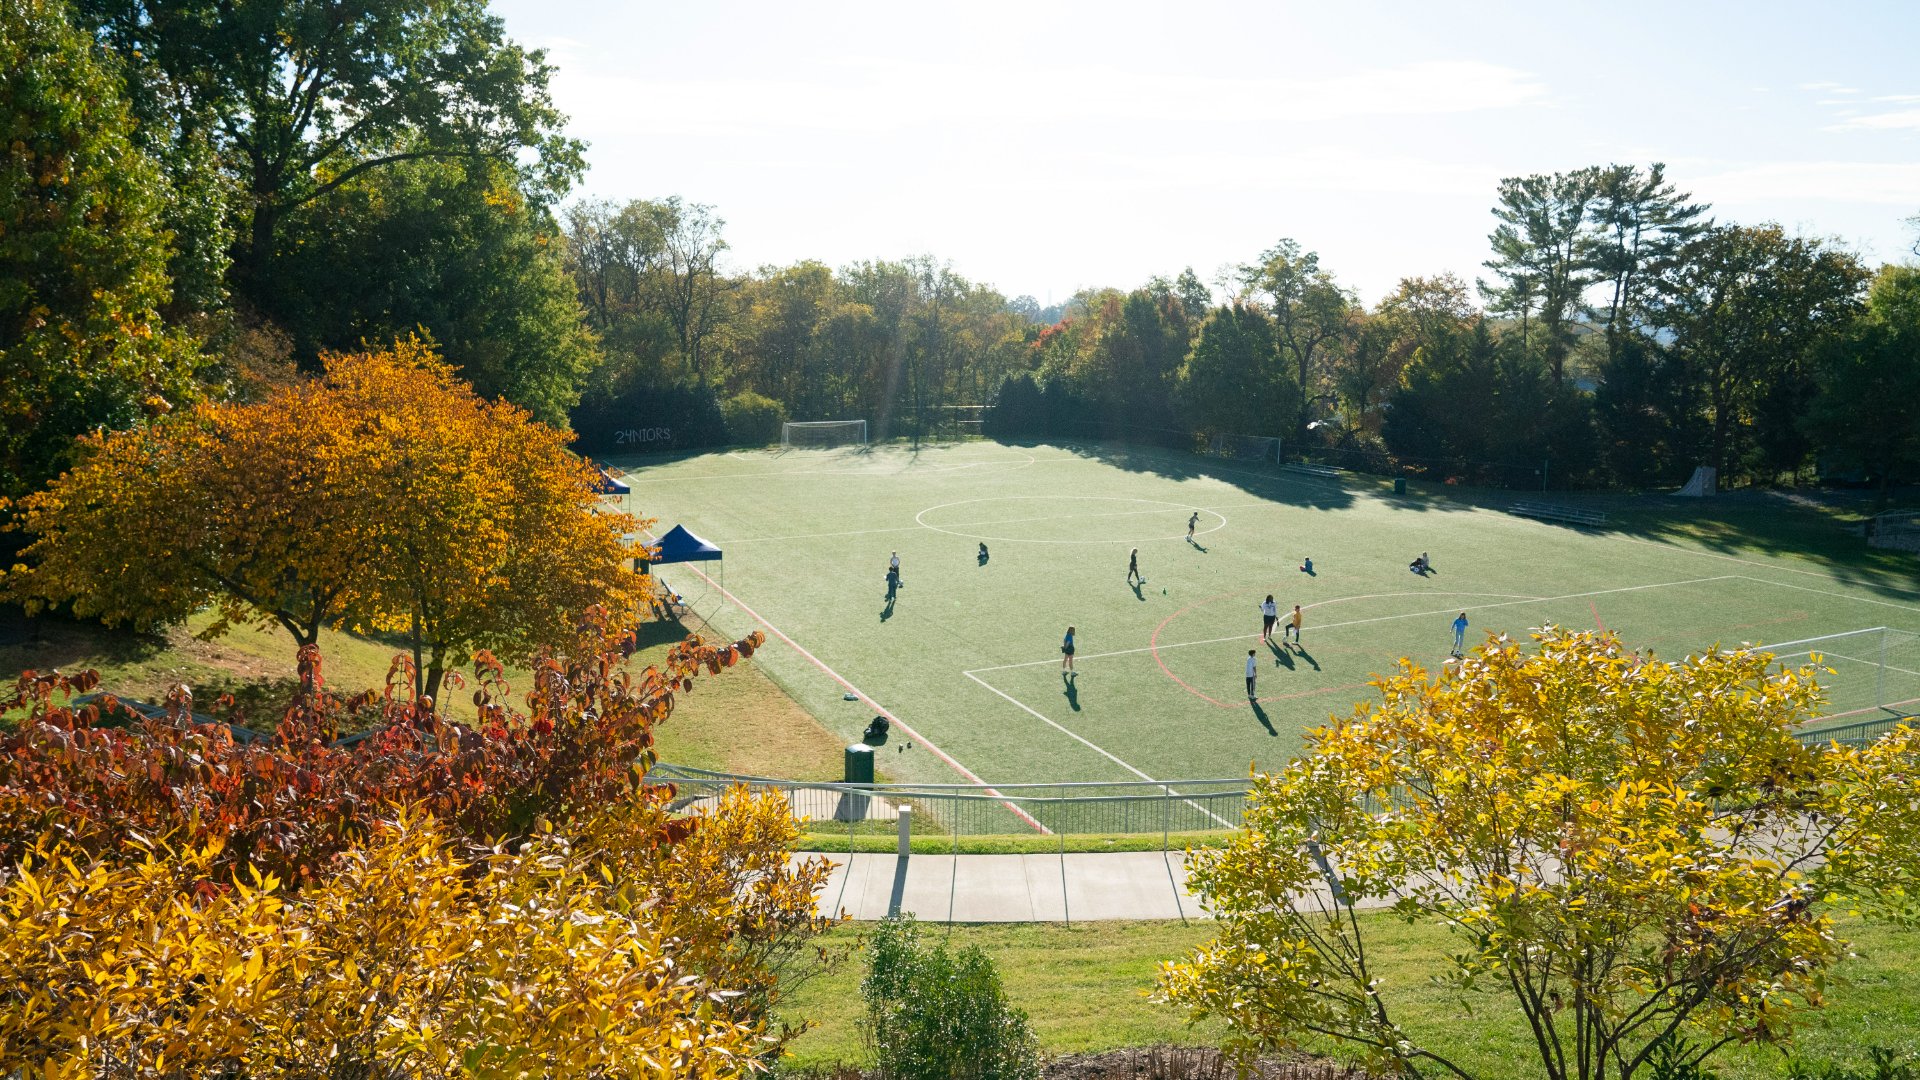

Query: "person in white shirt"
(1260, 595), (1279, 641)
(1245, 649), (1258, 699)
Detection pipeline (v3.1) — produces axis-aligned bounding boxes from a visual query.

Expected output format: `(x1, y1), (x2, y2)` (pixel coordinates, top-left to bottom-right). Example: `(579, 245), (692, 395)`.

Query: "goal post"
(781, 420), (867, 449)
(1208, 433), (1280, 464)
(1760, 626), (1920, 725)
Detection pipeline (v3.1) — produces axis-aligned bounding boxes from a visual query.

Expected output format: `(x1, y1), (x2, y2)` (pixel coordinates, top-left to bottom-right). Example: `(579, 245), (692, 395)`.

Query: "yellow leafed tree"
(8, 336), (644, 701)
(1156, 627), (1920, 1080)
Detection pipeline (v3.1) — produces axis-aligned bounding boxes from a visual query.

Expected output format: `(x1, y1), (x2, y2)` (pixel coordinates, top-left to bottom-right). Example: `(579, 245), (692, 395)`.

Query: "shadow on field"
(1249, 700), (1277, 736)
(1003, 439), (1362, 512)
(0, 607), (170, 671)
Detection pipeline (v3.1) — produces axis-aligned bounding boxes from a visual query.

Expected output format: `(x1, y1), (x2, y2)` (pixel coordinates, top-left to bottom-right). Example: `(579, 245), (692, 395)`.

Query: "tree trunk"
(411, 609), (425, 703)
(424, 646), (447, 707)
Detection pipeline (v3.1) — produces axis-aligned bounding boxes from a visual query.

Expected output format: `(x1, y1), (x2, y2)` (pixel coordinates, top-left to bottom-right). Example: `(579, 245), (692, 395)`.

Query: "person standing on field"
(1127, 548), (1142, 585)
(1284, 604), (1303, 645)
(1246, 649), (1258, 699)
(1260, 595), (1279, 641)
(1188, 512), (1199, 541)
(1061, 626), (1077, 675)
(1452, 612), (1469, 656)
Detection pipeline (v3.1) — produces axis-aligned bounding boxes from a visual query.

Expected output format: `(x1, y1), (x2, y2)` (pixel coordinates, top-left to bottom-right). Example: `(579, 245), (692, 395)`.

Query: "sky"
(492, 0), (1920, 306)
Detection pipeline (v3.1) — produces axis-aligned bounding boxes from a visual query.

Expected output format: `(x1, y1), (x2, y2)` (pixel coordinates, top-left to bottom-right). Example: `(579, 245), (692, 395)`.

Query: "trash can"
(844, 743), (875, 785)
(1393, 477), (1407, 495)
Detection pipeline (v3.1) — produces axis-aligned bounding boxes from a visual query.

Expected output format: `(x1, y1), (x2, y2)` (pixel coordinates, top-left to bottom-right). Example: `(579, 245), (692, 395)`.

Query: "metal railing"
(647, 763), (1249, 842)
(652, 708), (1914, 845)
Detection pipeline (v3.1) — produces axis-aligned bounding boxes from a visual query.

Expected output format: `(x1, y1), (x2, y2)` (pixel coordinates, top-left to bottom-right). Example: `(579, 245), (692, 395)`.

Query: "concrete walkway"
(798, 850), (1207, 922)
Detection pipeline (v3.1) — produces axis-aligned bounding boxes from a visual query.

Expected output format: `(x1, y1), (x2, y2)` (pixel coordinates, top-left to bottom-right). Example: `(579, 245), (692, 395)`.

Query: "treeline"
(565, 171), (1920, 493)
(5, 0), (1918, 503)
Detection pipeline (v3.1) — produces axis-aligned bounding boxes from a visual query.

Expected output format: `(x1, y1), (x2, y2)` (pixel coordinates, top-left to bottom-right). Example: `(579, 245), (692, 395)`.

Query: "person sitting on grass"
(1410, 552), (1433, 576)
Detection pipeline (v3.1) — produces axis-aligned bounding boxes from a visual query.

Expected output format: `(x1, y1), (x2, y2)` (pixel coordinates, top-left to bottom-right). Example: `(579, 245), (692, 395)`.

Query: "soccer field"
(606, 441), (1920, 790)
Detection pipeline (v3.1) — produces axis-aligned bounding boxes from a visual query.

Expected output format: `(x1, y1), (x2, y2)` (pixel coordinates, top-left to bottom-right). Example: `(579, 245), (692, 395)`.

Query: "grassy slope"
(1, 607), (849, 779)
(777, 914), (1920, 1078)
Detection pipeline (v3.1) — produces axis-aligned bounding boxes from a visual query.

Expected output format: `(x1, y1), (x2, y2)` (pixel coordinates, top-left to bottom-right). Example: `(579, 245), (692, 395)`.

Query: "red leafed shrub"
(0, 606), (767, 885)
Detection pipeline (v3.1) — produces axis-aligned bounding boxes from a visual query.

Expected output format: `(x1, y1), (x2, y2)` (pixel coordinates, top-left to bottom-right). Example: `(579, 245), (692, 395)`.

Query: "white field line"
(967, 575), (1743, 673)
(616, 450), (1052, 485)
(1597, 534), (1920, 599)
(712, 501), (1272, 546)
(1732, 575), (1920, 615)
(663, 554), (1051, 834)
(961, 671), (1235, 829)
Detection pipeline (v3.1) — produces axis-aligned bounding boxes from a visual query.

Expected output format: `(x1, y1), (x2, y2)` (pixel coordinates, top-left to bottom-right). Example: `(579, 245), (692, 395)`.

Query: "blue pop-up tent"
(651, 524), (722, 564)
(630, 524), (725, 609)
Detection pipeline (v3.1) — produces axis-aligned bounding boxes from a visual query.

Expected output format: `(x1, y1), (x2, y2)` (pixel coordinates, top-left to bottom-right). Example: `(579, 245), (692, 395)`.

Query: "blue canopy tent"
(650, 524), (722, 564)
(626, 524), (725, 613)
(588, 462), (631, 512)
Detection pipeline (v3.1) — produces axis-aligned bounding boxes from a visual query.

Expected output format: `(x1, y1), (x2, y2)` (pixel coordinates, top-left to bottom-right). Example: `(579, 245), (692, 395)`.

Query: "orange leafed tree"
(8, 336), (644, 700)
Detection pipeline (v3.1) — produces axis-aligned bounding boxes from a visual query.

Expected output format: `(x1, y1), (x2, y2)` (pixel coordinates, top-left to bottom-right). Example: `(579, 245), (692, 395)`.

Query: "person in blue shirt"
(1451, 612), (1470, 656)
(1061, 626), (1076, 675)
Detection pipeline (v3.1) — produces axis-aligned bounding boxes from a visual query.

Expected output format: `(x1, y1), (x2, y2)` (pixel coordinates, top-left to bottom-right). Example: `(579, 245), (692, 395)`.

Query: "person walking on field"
(1187, 511), (1199, 542)
(1284, 604), (1304, 645)
(1127, 548), (1142, 586)
(1246, 649), (1259, 699)
(1260, 595), (1279, 641)
(1061, 626), (1077, 675)
(1451, 612), (1469, 656)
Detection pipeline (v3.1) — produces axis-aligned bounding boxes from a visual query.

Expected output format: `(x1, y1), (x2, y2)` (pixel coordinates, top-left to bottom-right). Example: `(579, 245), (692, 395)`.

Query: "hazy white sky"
(493, 0), (1920, 305)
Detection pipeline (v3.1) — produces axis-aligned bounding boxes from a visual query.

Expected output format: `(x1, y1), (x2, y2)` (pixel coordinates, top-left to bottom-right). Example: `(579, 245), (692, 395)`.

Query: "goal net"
(1868, 510), (1920, 553)
(1761, 627), (1920, 730)
(1208, 433), (1279, 464)
(782, 420), (867, 449)
(1675, 465), (1716, 497)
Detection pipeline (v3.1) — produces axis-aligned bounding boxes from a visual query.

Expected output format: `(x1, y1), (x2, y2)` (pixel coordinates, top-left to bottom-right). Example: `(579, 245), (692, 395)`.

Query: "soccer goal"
(1761, 627), (1920, 725)
(782, 420), (868, 449)
(1675, 465), (1717, 496)
(1208, 433), (1280, 464)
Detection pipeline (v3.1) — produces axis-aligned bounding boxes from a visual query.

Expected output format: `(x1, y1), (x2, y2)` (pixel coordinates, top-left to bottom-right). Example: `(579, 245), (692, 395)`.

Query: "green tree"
(77, 0), (584, 294)
(1668, 225), (1868, 487)
(1482, 167), (1603, 381)
(0, 0), (206, 500)
(1586, 163), (1710, 364)
(1803, 265), (1920, 497)
(1237, 239), (1354, 441)
(1158, 628), (1920, 1080)
(1179, 304), (1296, 439)
(270, 157), (599, 425)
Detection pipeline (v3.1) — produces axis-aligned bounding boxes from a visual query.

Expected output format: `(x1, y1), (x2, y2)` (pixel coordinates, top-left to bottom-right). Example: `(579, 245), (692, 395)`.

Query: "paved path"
(799, 850), (1206, 922)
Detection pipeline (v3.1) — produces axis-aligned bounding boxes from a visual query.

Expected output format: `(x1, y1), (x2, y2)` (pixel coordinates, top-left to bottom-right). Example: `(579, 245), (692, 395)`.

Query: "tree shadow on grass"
(0, 607), (170, 672)
(1005, 438), (1360, 512)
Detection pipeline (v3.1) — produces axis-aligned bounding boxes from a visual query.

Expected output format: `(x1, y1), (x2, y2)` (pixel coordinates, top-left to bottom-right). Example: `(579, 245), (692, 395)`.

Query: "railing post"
(1879, 627), (1889, 712)
(897, 804), (912, 858)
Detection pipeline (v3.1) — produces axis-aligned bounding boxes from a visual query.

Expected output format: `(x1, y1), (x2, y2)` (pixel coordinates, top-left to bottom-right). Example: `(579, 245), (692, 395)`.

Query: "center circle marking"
(915, 496), (1228, 545)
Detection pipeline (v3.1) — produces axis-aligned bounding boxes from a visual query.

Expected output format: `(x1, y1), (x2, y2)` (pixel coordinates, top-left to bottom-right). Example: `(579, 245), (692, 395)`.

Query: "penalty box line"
(658, 547), (1053, 834)
(969, 575), (1744, 674)
(960, 672), (1237, 829)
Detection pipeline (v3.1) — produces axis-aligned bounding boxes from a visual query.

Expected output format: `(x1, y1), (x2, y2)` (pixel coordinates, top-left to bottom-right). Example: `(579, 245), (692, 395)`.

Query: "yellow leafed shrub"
(1, 789), (834, 1078)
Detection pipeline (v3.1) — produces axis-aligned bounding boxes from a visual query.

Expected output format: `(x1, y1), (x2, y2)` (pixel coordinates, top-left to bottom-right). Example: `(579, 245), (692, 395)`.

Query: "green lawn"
(776, 914), (1920, 1078)
(2, 606), (849, 778)
(607, 441), (1920, 792)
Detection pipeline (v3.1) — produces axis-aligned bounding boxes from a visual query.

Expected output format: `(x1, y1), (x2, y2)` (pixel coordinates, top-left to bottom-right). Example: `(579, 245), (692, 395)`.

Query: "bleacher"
(1508, 501), (1608, 527)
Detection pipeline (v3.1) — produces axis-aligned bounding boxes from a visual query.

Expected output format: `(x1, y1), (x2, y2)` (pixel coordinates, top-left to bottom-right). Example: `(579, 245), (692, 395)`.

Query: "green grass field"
(607, 440), (1920, 793)
(774, 914), (1920, 1078)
